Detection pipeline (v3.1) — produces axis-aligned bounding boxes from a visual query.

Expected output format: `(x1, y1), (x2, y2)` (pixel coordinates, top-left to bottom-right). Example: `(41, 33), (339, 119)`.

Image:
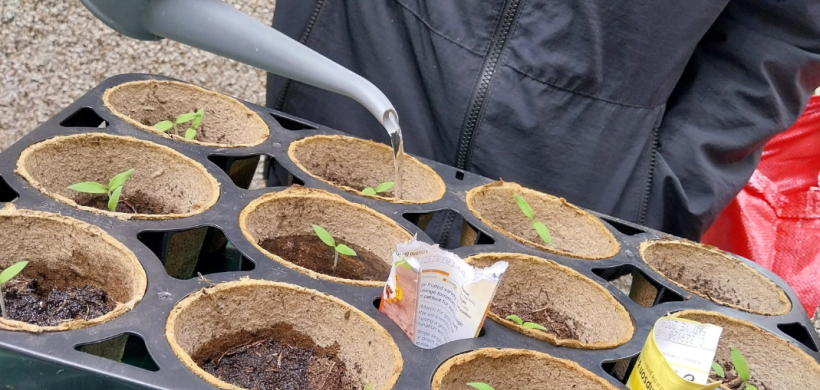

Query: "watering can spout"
(80, 0), (401, 137)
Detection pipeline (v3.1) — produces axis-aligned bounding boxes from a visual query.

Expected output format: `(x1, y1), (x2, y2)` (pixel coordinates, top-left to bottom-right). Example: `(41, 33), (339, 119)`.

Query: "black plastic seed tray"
(0, 74), (817, 390)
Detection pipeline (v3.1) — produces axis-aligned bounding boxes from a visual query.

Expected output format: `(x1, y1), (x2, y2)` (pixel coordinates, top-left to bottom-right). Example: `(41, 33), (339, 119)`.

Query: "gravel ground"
(3, 1), (820, 335)
(0, 0), (275, 152)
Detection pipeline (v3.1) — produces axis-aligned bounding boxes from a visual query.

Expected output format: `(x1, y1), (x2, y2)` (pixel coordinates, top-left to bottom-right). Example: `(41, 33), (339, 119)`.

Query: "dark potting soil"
(193, 323), (361, 390)
(321, 172), (396, 198)
(492, 301), (580, 340)
(709, 363), (771, 390)
(77, 190), (166, 214)
(259, 235), (391, 281)
(2, 275), (114, 327)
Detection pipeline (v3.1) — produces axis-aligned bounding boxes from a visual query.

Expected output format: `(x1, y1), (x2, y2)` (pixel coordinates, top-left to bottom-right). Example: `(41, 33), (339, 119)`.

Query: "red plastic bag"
(703, 96), (820, 316)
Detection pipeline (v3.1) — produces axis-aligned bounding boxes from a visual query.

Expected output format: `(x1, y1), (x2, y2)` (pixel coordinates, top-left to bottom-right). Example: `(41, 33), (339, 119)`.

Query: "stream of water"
(384, 111), (404, 199)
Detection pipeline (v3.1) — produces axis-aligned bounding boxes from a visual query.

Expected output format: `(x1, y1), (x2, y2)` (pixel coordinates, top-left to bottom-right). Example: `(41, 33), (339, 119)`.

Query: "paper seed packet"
(628, 316), (724, 390)
(379, 237), (508, 349)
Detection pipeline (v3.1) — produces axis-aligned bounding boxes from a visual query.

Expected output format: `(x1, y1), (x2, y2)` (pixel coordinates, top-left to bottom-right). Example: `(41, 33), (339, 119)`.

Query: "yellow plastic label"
(628, 317), (723, 390)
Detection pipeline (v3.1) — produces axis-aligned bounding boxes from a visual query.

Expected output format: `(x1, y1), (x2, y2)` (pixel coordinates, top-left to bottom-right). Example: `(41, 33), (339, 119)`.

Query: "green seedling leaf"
(184, 128), (197, 140)
(375, 181), (395, 193)
(0, 261), (28, 285)
(362, 187), (377, 195)
(712, 362), (725, 378)
(68, 182), (108, 194)
(746, 385), (758, 390)
(175, 111), (199, 124)
(154, 120), (174, 132)
(108, 169), (134, 192)
(533, 221), (552, 245)
(191, 108), (204, 129)
(336, 244), (357, 257)
(312, 225), (336, 247)
(466, 383), (495, 390)
(108, 186), (122, 212)
(505, 314), (523, 326)
(522, 322), (548, 331)
(731, 346), (750, 382)
(514, 193), (534, 220)
(364, 384), (374, 390)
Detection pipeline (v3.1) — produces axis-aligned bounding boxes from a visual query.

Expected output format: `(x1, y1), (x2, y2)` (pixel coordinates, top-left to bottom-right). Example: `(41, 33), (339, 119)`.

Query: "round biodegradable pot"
(166, 279), (403, 390)
(673, 310), (820, 390)
(16, 133), (220, 220)
(103, 80), (269, 148)
(0, 206), (146, 333)
(638, 240), (790, 315)
(431, 348), (619, 390)
(239, 186), (412, 286)
(288, 135), (446, 204)
(465, 253), (634, 349)
(466, 181), (619, 259)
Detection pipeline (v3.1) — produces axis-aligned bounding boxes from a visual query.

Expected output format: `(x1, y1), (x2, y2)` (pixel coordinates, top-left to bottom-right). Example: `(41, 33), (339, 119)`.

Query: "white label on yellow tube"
(628, 316), (723, 390)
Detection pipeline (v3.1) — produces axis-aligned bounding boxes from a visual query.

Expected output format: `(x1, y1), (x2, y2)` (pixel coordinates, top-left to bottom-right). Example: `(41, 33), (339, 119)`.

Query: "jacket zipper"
(454, 0), (524, 169)
(274, 0), (328, 111)
(439, 0), (523, 246)
(637, 126), (660, 224)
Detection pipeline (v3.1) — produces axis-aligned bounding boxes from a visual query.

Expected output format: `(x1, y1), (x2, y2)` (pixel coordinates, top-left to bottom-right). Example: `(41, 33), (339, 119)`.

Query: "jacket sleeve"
(644, 0), (820, 240)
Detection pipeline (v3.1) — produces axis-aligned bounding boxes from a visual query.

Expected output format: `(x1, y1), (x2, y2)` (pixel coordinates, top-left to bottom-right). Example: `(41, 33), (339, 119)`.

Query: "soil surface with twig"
(193, 323), (361, 390)
(259, 235), (390, 281)
(709, 362), (771, 390)
(77, 190), (167, 214)
(664, 268), (750, 309)
(321, 172), (396, 198)
(2, 276), (114, 326)
(139, 119), (228, 144)
(492, 300), (580, 340)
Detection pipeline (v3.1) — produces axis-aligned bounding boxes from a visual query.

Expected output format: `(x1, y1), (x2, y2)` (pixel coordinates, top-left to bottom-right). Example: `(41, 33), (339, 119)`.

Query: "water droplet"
(157, 291), (173, 301)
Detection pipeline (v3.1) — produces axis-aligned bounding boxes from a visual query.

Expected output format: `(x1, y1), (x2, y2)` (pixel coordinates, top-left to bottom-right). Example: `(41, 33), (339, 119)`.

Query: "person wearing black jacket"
(267, 0), (820, 243)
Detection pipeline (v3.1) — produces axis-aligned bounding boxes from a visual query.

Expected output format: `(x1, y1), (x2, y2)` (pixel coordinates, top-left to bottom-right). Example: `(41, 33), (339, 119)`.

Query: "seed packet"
(379, 237), (507, 349)
(628, 316), (723, 390)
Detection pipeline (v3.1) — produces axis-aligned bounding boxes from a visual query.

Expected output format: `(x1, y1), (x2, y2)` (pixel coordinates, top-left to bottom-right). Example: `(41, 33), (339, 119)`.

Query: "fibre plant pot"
(16, 133), (220, 279)
(166, 279), (403, 390)
(16, 133), (220, 219)
(104, 80), (269, 189)
(239, 186), (412, 286)
(431, 348), (619, 390)
(465, 253), (634, 349)
(466, 181), (620, 259)
(673, 310), (820, 389)
(0, 206), (146, 333)
(103, 80), (270, 148)
(637, 240), (791, 315)
(288, 135), (446, 204)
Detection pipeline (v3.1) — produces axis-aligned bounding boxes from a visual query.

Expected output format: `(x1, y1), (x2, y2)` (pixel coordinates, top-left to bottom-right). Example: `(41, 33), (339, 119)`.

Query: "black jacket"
(267, 0), (820, 240)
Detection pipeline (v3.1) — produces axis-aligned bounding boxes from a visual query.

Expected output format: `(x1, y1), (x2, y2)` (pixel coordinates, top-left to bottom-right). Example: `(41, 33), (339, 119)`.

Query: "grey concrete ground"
(2, 1), (819, 333)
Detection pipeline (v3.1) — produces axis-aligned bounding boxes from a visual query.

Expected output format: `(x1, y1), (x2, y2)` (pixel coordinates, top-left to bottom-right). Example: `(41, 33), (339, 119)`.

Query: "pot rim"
(238, 186), (412, 287)
(0, 206), (147, 333)
(640, 240), (791, 315)
(165, 278), (404, 390)
(15, 133), (221, 220)
(102, 80), (270, 148)
(287, 135), (447, 204)
(466, 181), (621, 260)
(465, 252), (635, 349)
